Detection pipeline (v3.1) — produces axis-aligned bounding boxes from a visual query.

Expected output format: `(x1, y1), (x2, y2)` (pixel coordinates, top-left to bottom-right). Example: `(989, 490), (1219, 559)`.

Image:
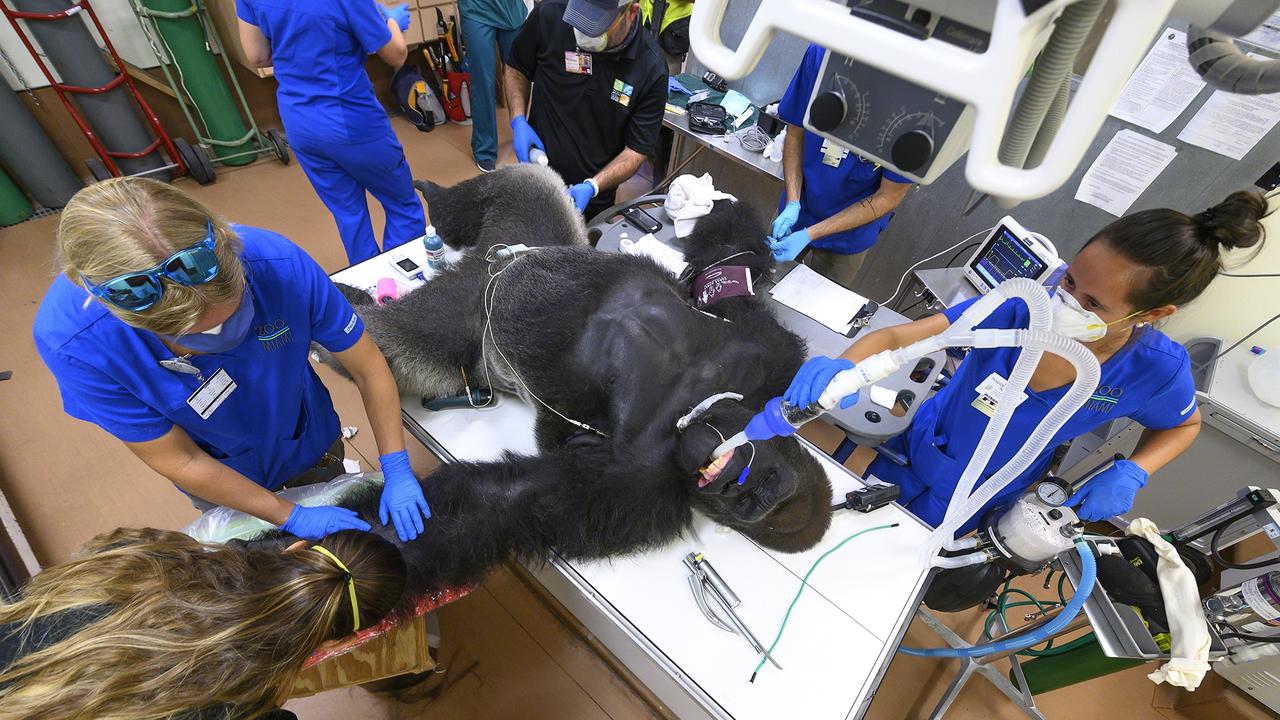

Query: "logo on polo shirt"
(257, 318), (293, 351)
(1085, 384), (1123, 413)
(611, 79), (634, 107)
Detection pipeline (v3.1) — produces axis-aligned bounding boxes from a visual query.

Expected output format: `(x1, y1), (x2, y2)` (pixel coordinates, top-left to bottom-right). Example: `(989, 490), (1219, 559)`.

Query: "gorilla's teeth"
(698, 449), (734, 487)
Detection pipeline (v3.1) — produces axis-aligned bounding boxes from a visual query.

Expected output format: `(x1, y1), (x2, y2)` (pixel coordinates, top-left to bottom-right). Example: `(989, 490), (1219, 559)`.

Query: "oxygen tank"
(9, 0), (169, 178)
(137, 0), (254, 165)
(0, 85), (82, 207)
(0, 168), (34, 227)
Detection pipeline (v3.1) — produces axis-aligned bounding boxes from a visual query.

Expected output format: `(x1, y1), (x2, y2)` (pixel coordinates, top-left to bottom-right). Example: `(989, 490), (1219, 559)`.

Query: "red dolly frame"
(1, 0), (187, 179)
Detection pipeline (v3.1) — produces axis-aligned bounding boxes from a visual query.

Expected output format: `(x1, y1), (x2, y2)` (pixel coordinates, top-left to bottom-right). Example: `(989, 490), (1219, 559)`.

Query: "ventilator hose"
(900, 541), (1097, 657)
(997, 0), (1106, 169)
(1024, 74), (1071, 170)
(1186, 26), (1280, 95)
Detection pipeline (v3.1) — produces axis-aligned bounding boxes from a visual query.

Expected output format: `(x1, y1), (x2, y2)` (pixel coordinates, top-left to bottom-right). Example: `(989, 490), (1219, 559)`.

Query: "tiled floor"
(0, 117), (1264, 719)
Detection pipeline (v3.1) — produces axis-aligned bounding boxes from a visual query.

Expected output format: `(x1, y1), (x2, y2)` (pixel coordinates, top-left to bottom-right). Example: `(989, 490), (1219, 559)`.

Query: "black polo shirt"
(508, 0), (668, 194)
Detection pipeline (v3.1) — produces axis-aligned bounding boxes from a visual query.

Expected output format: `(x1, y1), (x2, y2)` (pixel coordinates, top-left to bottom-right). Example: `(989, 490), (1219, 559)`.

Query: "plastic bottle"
(529, 148), (549, 166)
(423, 225), (446, 270)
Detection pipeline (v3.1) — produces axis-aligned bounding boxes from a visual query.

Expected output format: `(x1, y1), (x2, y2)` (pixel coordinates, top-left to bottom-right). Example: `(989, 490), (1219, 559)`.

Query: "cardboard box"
(204, 0), (274, 78)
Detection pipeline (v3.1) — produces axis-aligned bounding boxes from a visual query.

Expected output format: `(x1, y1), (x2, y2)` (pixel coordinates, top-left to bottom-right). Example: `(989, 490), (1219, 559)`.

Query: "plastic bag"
(183, 472), (384, 543)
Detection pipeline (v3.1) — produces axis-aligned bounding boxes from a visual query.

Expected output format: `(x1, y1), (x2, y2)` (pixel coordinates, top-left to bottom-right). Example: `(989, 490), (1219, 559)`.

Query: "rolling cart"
(129, 0), (289, 172)
(1, 0), (211, 183)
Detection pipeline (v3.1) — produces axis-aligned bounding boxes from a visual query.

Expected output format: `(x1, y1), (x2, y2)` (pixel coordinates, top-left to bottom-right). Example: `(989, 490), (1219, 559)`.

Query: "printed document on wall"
(1177, 56), (1280, 160)
(1075, 130), (1177, 216)
(1110, 28), (1206, 133)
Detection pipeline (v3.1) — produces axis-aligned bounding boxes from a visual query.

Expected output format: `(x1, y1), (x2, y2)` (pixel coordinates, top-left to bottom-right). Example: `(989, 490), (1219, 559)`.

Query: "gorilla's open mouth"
(698, 447), (737, 488)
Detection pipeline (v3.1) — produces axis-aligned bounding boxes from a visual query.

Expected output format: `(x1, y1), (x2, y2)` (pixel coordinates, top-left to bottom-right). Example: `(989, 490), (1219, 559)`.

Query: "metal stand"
(916, 608), (1049, 720)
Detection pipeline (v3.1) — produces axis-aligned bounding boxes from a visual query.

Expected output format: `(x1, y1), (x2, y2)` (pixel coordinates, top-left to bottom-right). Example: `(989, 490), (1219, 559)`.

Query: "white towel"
(1128, 518), (1213, 690)
(664, 173), (738, 237)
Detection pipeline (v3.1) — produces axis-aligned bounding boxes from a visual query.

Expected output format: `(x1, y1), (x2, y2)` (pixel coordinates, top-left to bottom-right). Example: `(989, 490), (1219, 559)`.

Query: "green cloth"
(458, 0), (527, 31)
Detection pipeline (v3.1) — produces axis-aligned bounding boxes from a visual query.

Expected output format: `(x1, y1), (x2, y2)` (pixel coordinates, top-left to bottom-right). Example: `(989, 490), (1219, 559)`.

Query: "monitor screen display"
(971, 227), (1047, 288)
(395, 257), (419, 272)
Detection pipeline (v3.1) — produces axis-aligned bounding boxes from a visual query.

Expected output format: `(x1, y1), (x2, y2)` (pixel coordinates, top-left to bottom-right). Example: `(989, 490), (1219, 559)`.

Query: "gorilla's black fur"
(311, 165), (832, 601)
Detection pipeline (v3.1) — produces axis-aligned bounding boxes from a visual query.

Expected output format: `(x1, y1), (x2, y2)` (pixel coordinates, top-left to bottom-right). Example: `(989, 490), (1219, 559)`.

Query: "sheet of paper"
(768, 264), (868, 335)
(1074, 130), (1177, 216)
(1177, 55), (1280, 160)
(619, 233), (689, 275)
(1241, 11), (1280, 53)
(1109, 27), (1205, 133)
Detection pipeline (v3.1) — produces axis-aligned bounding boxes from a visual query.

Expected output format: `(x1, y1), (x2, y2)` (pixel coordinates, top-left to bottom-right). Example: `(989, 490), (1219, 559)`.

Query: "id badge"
(187, 368), (236, 419)
(971, 372), (1028, 418)
(564, 51), (592, 75)
(819, 138), (848, 168)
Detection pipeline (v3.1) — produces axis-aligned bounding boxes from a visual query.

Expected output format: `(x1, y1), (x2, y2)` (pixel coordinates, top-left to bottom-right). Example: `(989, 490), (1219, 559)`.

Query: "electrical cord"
(481, 246), (608, 437)
(1210, 519), (1280, 571)
(944, 241), (983, 268)
(1210, 310), (1280, 363)
(875, 226), (995, 307)
(1222, 631), (1280, 644)
(738, 125), (771, 153)
(750, 523), (898, 682)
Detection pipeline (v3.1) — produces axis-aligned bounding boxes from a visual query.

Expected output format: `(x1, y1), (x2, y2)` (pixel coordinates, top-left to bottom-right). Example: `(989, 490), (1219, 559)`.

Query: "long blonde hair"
(0, 528), (406, 720)
(58, 178), (246, 336)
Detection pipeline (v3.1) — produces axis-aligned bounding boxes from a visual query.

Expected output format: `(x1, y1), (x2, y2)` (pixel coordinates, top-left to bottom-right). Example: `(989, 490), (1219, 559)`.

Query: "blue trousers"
(460, 16), (520, 164)
(290, 130), (426, 263)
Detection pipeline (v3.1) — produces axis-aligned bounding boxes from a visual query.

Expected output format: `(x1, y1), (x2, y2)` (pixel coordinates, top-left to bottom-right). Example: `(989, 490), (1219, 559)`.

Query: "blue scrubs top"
(236, 0), (393, 146)
(777, 44), (913, 255)
(869, 296), (1198, 534)
(33, 226), (366, 490)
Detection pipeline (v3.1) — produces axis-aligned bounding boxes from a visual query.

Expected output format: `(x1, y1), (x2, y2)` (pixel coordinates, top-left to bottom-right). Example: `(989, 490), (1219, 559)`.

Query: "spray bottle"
(423, 225), (446, 270)
(529, 148), (550, 166)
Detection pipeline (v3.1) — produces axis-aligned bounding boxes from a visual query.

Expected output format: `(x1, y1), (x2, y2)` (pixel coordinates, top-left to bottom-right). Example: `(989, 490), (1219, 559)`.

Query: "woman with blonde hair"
(32, 178), (430, 542)
(0, 527), (406, 720)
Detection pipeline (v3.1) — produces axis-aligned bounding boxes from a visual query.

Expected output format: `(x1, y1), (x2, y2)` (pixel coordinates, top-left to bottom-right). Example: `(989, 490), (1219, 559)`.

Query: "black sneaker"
(476, 158), (496, 173)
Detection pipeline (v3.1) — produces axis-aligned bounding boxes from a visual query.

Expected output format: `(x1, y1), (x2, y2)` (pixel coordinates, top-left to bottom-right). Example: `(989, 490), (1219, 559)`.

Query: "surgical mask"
(1051, 290), (1141, 342)
(163, 285), (256, 353)
(574, 28), (609, 52)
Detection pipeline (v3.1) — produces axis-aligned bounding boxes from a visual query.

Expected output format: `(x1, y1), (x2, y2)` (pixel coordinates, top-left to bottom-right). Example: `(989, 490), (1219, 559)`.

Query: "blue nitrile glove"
(377, 2), (412, 32)
(668, 76), (692, 95)
(769, 227), (811, 262)
(771, 200), (801, 239)
(783, 356), (860, 410)
(281, 505), (372, 541)
(511, 115), (545, 164)
(378, 449), (431, 541)
(1067, 460), (1148, 522)
(568, 180), (597, 212)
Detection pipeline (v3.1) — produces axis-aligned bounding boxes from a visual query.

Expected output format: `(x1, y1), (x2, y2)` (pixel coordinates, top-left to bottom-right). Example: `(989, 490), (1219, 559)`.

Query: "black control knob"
(809, 91), (847, 132)
(891, 130), (933, 172)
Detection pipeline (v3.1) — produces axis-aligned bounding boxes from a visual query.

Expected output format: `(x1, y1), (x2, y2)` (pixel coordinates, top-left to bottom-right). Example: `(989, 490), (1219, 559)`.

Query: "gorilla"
(315, 165), (832, 599)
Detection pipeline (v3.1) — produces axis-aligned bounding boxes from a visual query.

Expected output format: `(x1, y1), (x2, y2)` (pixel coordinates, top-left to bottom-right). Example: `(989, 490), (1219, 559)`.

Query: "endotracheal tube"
(713, 277), (1102, 570)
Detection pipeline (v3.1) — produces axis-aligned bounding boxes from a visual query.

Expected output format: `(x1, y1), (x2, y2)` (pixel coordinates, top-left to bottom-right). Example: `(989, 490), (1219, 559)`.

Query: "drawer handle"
(1254, 436), (1280, 454)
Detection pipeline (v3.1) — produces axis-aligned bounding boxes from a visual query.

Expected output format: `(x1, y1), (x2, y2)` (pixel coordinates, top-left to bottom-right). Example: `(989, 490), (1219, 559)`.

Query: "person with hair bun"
(785, 190), (1271, 532)
(32, 178), (431, 542)
(0, 527), (406, 720)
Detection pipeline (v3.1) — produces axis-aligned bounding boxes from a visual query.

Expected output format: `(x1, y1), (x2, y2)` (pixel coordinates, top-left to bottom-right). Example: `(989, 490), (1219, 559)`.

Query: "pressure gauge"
(1034, 479), (1072, 508)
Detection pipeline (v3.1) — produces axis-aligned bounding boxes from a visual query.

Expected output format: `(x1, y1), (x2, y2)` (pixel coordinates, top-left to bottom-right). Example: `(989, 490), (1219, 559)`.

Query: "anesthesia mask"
(574, 28), (609, 52)
(1051, 290), (1141, 343)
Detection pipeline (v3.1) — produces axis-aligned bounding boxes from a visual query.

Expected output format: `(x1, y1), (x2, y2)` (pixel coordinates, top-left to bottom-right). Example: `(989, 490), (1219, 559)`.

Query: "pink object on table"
(376, 278), (400, 305)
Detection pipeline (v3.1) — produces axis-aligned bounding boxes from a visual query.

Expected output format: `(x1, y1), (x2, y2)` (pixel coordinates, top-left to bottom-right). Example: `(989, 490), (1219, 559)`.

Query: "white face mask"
(1051, 290), (1110, 342)
(1052, 290), (1145, 342)
(574, 28), (609, 52)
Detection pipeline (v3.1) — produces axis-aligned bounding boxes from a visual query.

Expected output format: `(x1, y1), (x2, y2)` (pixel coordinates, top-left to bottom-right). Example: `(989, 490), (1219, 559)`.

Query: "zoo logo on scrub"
(257, 319), (293, 351)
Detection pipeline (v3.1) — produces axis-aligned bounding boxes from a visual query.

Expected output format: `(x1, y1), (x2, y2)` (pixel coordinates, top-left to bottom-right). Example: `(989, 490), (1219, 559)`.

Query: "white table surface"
(328, 242), (931, 720)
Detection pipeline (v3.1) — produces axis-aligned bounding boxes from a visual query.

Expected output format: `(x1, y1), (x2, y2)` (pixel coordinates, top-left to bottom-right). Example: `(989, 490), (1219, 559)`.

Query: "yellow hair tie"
(311, 545), (360, 633)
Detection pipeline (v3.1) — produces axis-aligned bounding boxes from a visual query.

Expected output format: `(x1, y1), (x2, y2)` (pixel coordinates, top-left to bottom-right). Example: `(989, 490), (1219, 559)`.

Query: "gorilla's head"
(681, 200), (773, 281)
(676, 401), (832, 552)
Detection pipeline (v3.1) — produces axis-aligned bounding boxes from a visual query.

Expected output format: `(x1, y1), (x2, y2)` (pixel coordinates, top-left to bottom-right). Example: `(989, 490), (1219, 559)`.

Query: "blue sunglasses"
(84, 221), (220, 312)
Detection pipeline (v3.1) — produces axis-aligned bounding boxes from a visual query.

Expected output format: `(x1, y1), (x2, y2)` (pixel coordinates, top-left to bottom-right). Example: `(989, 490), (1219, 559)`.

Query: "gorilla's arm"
(338, 445), (692, 600)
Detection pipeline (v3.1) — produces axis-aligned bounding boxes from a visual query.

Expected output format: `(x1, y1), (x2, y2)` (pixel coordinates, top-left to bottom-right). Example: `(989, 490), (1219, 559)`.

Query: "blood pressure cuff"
(687, 101), (730, 134)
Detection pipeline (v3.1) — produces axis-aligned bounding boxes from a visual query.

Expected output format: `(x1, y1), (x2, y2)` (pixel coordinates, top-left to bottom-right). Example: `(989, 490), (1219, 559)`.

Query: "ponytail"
(1088, 189), (1271, 310)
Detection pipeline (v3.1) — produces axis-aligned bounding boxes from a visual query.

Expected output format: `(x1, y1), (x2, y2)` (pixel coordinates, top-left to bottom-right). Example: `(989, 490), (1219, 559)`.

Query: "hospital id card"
(819, 138), (849, 167)
(972, 372), (1028, 418)
(187, 368), (236, 419)
(564, 51), (592, 75)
